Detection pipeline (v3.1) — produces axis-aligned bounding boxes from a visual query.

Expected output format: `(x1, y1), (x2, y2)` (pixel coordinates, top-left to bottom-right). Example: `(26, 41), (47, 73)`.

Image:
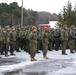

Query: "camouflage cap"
(5, 26), (10, 29)
(11, 26), (16, 29)
(71, 25), (74, 28)
(63, 25), (67, 27)
(32, 26), (37, 30)
(21, 26), (25, 30)
(16, 25), (20, 28)
(2, 28), (6, 31)
(63, 25), (67, 29)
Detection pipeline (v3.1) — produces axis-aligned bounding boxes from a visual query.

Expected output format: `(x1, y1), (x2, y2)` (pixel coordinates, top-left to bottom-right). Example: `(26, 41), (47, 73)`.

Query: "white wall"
(49, 21), (57, 29)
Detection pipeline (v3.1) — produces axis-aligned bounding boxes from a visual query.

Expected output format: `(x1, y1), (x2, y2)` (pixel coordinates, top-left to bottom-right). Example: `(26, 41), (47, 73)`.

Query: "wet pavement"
(3, 58), (74, 75)
(0, 57), (22, 66)
(5, 71), (46, 75)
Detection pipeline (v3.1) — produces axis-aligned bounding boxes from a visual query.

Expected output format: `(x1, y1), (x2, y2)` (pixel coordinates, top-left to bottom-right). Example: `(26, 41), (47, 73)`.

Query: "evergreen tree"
(57, 0), (76, 28)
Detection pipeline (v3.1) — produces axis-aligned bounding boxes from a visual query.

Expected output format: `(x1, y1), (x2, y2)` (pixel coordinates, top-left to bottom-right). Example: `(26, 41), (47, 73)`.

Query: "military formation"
(0, 25), (76, 61)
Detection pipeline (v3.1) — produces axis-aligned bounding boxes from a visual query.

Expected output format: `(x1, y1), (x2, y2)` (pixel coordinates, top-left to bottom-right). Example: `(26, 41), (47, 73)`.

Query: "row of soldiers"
(0, 25), (76, 61)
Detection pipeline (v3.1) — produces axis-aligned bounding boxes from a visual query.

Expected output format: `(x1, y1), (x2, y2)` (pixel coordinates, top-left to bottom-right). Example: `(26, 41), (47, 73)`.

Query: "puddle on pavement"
(0, 58), (21, 66)
(4, 71), (46, 75)
(4, 70), (21, 75)
(25, 72), (46, 75)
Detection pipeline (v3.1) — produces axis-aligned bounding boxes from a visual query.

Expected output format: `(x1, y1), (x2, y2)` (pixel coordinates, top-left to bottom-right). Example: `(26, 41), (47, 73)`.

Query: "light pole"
(21, 0), (23, 27)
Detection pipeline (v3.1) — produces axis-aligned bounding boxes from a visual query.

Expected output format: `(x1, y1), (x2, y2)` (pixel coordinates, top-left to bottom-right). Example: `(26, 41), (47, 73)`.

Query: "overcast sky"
(0, 0), (76, 14)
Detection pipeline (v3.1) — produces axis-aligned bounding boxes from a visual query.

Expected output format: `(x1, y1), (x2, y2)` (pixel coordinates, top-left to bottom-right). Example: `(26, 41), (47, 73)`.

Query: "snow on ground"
(0, 49), (76, 74)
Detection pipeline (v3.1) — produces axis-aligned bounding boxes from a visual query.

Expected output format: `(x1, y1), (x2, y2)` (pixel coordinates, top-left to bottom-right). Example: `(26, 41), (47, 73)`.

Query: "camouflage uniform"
(21, 27), (29, 51)
(6, 26), (11, 56)
(29, 26), (37, 61)
(42, 27), (49, 59)
(19, 27), (24, 50)
(68, 25), (75, 53)
(37, 27), (41, 53)
(61, 25), (68, 55)
(4, 26), (11, 57)
(25, 27), (30, 53)
(48, 28), (52, 51)
(54, 29), (60, 51)
(48, 28), (55, 51)
(74, 28), (76, 51)
(0, 28), (6, 55)
(10, 26), (16, 55)
(15, 26), (21, 52)
(0, 27), (4, 57)
(1, 28), (7, 56)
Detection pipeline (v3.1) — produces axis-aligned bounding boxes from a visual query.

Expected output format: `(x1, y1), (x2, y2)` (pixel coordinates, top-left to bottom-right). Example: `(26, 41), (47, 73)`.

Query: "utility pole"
(21, 0), (23, 27)
(49, 16), (50, 24)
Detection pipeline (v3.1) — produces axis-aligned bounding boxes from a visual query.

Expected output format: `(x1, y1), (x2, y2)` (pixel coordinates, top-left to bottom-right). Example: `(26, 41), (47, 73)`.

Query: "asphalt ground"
(3, 58), (74, 75)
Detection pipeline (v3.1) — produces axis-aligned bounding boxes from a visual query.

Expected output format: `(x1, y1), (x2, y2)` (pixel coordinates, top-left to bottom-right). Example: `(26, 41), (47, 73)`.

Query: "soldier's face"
(12, 28), (15, 31)
(65, 27), (68, 30)
(0, 27), (1, 30)
(7, 28), (10, 31)
(33, 29), (37, 32)
(3, 30), (6, 32)
(38, 28), (41, 30)
(45, 28), (48, 31)
(72, 27), (74, 29)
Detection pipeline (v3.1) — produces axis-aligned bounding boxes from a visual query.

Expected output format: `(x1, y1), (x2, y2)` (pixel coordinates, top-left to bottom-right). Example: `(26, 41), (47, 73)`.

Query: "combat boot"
(62, 53), (67, 55)
(30, 58), (37, 61)
(5, 54), (8, 57)
(70, 51), (75, 53)
(43, 56), (49, 59)
(10, 53), (16, 55)
(8, 54), (11, 56)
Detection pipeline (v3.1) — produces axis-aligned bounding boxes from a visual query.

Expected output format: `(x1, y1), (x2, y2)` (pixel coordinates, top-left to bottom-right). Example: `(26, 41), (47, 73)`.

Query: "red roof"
(38, 24), (50, 28)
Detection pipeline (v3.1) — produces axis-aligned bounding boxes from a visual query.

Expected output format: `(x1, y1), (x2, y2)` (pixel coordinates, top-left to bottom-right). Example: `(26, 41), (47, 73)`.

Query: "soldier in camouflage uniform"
(54, 28), (60, 51)
(1, 28), (7, 56)
(21, 27), (28, 53)
(0, 27), (3, 57)
(10, 26), (16, 55)
(61, 25), (68, 55)
(25, 26), (31, 53)
(15, 25), (21, 52)
(48, 28), (55, 51)
(68, 25), (75, 53)
(5, 26), (10, 56)
(74, 28), (76, 51)
(19, 27), (23, 50)
(29, 26), (37, 61)
(42, 27), (49, 59)
(19, 27), (24, 50)
(48, 28), (52, 51)
(0, 28), (3, 55)
(3, 26), (10, 57)
(37, 26), (41, 53)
